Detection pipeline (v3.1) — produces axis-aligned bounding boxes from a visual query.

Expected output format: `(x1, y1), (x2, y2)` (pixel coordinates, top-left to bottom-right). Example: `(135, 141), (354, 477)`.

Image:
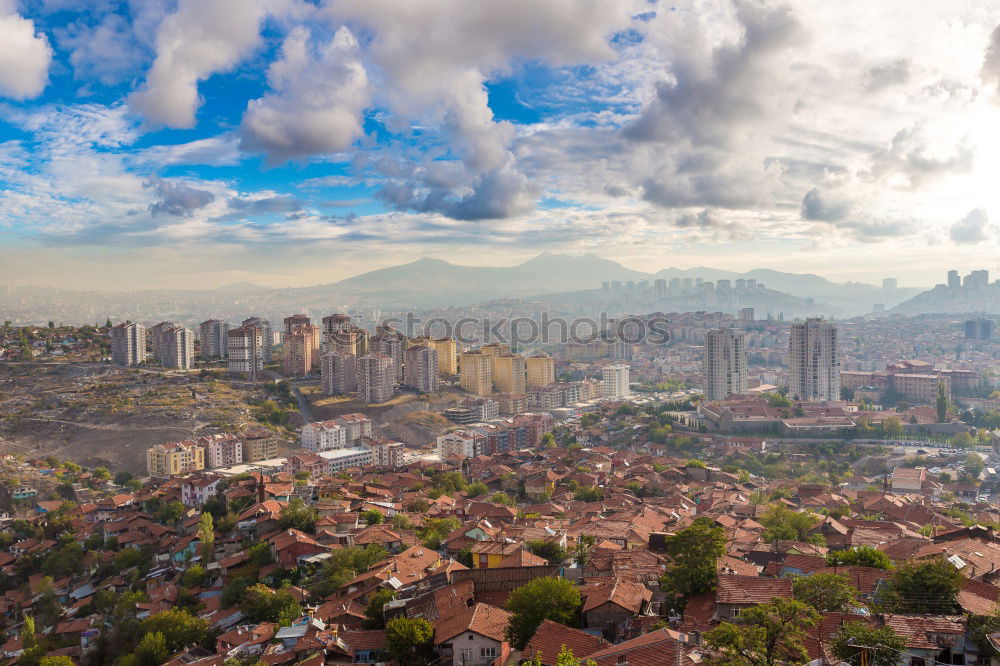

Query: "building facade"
(147, 440), (205, 478)
(198, 319), (229, 359)
(525, 355), (555, 388)
(227, 325), (264, 376)
(241, 317), (272, 361)
(492, 354), (527, 394)
(788, 318), (840, 402)
(301, 420), (348, 452)
(160, 326), (195, 370)
(110, 322), (146, 366)
(460, 351), (493, 396)
(703, 328), (748, 401)
(202, 433), (244, 468)
(358, 353), (395, 404)
(601, 364), (631, 399)
(320, 350), (357, 395)
(403, 344), (439, 392)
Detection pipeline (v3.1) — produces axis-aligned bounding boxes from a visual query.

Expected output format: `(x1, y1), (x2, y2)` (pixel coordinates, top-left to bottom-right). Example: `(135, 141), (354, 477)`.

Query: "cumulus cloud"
(983, 25), (1000, 98)
(949, 208), (994, 244)
(148, 179), (216, 216)
(869, 124), (974, 189)
(800, 187), (851, 221)
(0, 1), (52, 99)
(674, 208), (752, 240)
(240, 26), (371, 162)
(129, 0), (267, 127)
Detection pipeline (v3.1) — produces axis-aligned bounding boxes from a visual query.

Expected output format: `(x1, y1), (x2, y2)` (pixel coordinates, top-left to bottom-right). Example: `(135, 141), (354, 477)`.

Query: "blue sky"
(1, 0), (1000, 290)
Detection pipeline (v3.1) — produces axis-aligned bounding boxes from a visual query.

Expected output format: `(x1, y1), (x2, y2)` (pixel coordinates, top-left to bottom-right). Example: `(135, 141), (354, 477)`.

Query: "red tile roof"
(715, 575), (792, 605)
(523, 619), (609, 666)
(433, 602), (511, 644)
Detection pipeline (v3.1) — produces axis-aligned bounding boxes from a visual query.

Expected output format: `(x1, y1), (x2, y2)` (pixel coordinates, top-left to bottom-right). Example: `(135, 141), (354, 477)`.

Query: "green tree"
(312, 544), (388, 597)
(362, 509), (384, 526)
(222, 576), (255, 608)
(467, 481), (489, 497)
(491, 491), (515, 507)
(540, 432), (557, 450)
(241, 584), (301, 624)
(792, 572), (857, 612)
(139, 608), (211, 653)
(40, 658), (76, 666)
(936, 382), (949, 422)
(969, 608), (1000, 657)
(573, 486), (604, 502)
(830, 621), (907, 666)
(704, 598), (820, 666)
(391, 513), (414, 530)
(363, 588), (396, 629)
(505, 576), (582, 650)
(760, 504), (821, 544)
(879, 559), (963, 614)
(385, 616), (434, 666)
(524, 540), (569, 566)
(825, 546), (891, 570)
(418, 517), (461, 550)
(881, 416), (903, 438)
(197, 512), (215, 562)
(279, 497), (318, 532)
(181, 564), (207, 588)
(156, 500), (186, 525)
(132, 631), (168, 666)
(659, 516), (726, 610)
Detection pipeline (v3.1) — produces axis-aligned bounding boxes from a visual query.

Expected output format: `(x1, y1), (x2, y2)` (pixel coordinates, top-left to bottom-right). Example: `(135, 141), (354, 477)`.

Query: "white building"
(301, 420), (347, 452)
(110, 322), (146, 366)
(336, 413), (373, 444)
(202, 433), (244, 468)
(161, 326), (195, 369)
(241, 316), (273, 361)
(228, 325), (264, 375)
(436, 430), (484, 459)
(319, 447), (373, 472)
(703, 328), (748, 401)
(788, 318), (840, 401)
(601, 364), (631, 399)
(199, 319), (229, 359)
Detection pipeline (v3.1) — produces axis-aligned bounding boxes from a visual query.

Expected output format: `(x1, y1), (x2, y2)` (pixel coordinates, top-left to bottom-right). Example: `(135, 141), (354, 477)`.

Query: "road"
(261, 368), (314, 424)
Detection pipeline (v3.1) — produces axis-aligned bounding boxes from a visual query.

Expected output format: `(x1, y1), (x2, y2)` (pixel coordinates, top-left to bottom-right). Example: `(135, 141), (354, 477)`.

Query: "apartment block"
(459, 350), (493, 395)
(431, 338), (458, 375)
(373, 327), (406, 382)
(284, 323), (320, 376)
(437, 430), (486, 459)
(703, 328), (748, 401)
(358, 353), (395, 404)
(242, 430), (278, 462)
(301, 420), (348, 452)
(320, 351), (357, 395)
(149, 321), (176, 360)
(110, 322), (146, 366)
(147, 440), (205, 478)
(202, 433), (244, 468)
(227, 326), (264, 375)
(160, 326), (195, 370)
(199, 319), (229, 359)
(241, 317), (272, 361)
(525, 355), (555, 388)
(403, 344), (439, 392)
(318, 447), (373, 472)
(788, 318), (840, 402)
(601, 364), (631, 399)
(336, 413), (373, 444)
(493, 354), (527, 394)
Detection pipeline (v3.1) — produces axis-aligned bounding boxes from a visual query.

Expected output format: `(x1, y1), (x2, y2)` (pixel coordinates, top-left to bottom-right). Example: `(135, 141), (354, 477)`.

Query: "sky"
(1, 0), (1000, 291)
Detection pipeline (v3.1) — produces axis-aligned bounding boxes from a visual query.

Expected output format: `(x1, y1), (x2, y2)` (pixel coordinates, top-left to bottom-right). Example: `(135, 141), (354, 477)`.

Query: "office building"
(199, 319), (229, 359)
(301, 420), (347, 452)
(321, 350), (357, 395)
(160, 326), (195, 370)
(241, 317), (272, 361)
(601, 364), (631, 399)
(703, 329), (748, 401)
(788, 318), (840, 401)
(459, 350), (493, 395)
(110, 322), (146, 366)
(493, 354), (526, 394)
(227, 325), (264, 376)
(357, 353), (394, 403)
(147, 440), (205, 478)
(403, 344), (439, 392)
(526, 355), (555, 388)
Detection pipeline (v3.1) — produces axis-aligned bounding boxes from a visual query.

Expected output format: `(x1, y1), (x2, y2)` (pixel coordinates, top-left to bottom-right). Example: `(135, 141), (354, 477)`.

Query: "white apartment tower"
(788, 318), (840, 401)
(241, 317), (272, 361)
(601, 364), (631, 399)
(161, 326), (195, 369)
(227, 326), (264, 376)
(357, 353), (395, 404)
(703, 328), (748, 401)
(110, 322), (146, 366)
(199, 319), (229, 359)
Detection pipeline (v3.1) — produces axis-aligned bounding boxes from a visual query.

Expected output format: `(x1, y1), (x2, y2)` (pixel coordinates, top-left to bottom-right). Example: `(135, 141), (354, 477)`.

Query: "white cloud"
(0, 2), (52, 99)
(949, 208), (995, 244)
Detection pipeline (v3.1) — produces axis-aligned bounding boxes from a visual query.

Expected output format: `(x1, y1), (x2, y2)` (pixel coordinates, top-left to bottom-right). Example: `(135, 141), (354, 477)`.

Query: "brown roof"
(882, 614), (964, 649)
(498, 549), (549, 568)
(581, 579), (652, 614)
(585, 628), (682, 666)
(715, 575), (792, 605)
(433, 602), (512, 644)
(523, 619), (609, 665)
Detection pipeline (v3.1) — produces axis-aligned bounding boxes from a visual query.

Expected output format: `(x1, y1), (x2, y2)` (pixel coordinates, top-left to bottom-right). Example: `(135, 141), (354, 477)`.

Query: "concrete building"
(965, 319), (994, 341)
(437, 430), (486, 460)
(227, 325), (264, 376)
(242, 430), (278, 462)
(601, 364), (631, 399)
(110, 321), (146, 366)
(412, 337), (459, 375)
(149, 321), (176, 360)
(336, 413), (373, 444)
(481, 342), (511, 358)
(284, 324), (320, 376)
(301, 420), (347, 452)
(202, 433), (244, 468)
(373, 327), (406, 382)
(160, 326), (195, 370)
(493, 354), (526, 394)
(199, 319), (229, 359)
(460, 350), (493, 396)
(318, 447), (373, 472)
(525, 355), (555, 388)
(358, 353), (395, 404)
(147, 440), (205, 478)
(948, 270), (961, 289)
(320, 351), (357, 395)
(241, 317), (272, 361)
(403, 344), (439, 392)
(703, 329), (748, 401)
(788, 318), (840, 402)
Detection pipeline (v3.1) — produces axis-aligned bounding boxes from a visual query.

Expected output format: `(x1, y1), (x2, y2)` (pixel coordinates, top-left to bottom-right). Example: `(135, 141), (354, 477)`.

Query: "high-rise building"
(199, 320), (229, 359)
(965, 270), (990, 289)
(429, 338), (458, 375)
(284, 324), (319, 376)
(301, 420), (347, 451)
(703, 329), (748, 401)
(228, 325), (264, 376)
(601, 364), (631, 399)
(965, 319), (994, 340)
(241, 317), (272, 361)
(739, 307), (755, 322)
(459, 350), (493, 395)
(149, 321), (176, 360)
(160, 326), (195, 369)
(357, 353), (394, 403)
(654, 279), (667, 299)
(321, 351), (357, 395)
(284, 314), (311, 333)
(110, 322), (146, 366)
(882, 278), (897, 291)
(526, 355), (555, 388)
(481, 342), (511, 358)
(403, 344), (439, 392)
(373, 326), (406, 382)
(493, 354), (526, 394)
(947, 270), (961, 289)
(146, 440), (205, 478)
(788, 318), (840, 401)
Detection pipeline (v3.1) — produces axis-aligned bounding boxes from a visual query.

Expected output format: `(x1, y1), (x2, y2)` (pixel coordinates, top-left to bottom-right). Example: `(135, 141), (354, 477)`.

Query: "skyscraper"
(788, 318), (840, 401)
(601, 364), (631, 398)
(321, 350), (357, 394)
(284, 324), (319, 375)
(149, 321), (176, 360)
(198, 319), (229, 359)
(110, 322), (146, 366)
(373, 326), (406, 382)
(228, 325), (264, 376)
(947, 270), (961, 289)
(403, 344), (439, 392)
(654, 278), (667, 299)
(703, 329), (748, 401)
(459, 350), (493, 396)
(358, 353), (394, 403)
(160, 326), (195, 370)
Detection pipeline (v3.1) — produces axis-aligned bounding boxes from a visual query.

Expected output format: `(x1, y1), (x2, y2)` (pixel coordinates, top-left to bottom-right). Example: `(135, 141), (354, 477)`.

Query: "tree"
(792, 572), (857, 612)
(969, 608), (1000, 657)
(385, 616), (434, 665)
(391, 513), (414, 530)
(361, 509), (384, 526)
(659, 517), (726, 610)
(364, 588), (396, 629)
(491, 491), (515, 507)
(760, 504), (821, 544)
(831, 621), (906, 666)
(418, 517), (461, 550)
(467, 481), (489, 497)
(181, 564), (207, 588)
(197, 512), (215, 562)
(279, 497), (318, 532)
(312, 544), (388, 597)
(139, 608), (211, 653)
(505, 576), (582, 650)
(131, 631), (168, 666)
(40, 658), (75, 666)
(826, 546), (891, 570)
(222, 576), (255, 608)
(573, 486), (604, 502)
(879, 559), (963, 614)
(704, 598), (820, 666)
(937, 383), (949, 422)
(524, 540), (569, 566)
(540, 432), (557, 450)
(881, 416), (903, 438)
(156, 500), (186, 525)
(241, 584), (301, 623)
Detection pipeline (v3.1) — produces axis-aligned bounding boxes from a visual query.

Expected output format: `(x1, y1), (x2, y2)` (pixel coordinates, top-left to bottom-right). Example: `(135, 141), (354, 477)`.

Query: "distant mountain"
(893, 282), (1000, 315)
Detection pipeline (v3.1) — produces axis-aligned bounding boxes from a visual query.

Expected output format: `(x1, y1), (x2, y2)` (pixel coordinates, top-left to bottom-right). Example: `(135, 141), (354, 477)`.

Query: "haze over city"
(1, 1), (1000, 289)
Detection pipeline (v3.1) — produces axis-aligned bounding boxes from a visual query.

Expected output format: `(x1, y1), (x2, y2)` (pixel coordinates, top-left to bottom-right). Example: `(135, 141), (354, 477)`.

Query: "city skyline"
(0, 1), (999, 289)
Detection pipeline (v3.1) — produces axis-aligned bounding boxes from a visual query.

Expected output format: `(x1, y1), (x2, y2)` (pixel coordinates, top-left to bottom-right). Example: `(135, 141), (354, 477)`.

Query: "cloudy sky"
(1, 0), (999, 290)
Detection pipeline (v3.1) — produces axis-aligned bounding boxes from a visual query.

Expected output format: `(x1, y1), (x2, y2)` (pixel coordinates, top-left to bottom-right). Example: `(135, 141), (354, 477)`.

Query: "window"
(459, 648), (473, 662)
(481, 647), (498, 658)
(617, 656), (629, 665)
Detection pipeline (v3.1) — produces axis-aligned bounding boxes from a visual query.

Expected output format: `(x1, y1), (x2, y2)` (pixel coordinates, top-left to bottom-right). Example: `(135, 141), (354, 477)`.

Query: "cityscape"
(2, 2), (1000, 666)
